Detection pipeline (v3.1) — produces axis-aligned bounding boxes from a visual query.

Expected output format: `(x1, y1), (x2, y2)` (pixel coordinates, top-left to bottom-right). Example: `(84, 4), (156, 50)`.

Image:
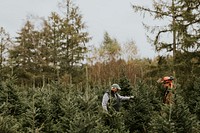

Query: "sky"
(0, 0), (158, 58)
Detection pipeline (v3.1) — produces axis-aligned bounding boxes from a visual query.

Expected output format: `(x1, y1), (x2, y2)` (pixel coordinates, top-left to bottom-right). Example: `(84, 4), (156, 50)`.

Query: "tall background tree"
(9, 0), (90, 86)
(132, 0), (200, 82)
(57, 0), (91, 84)
(9, 21), (42, 86)
(0, 27), (12, 80)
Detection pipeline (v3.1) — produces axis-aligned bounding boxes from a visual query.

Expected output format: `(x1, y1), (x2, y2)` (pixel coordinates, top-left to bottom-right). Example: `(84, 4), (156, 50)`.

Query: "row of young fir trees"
(1, 74), (200, 132)
(0, 0), (200, 132)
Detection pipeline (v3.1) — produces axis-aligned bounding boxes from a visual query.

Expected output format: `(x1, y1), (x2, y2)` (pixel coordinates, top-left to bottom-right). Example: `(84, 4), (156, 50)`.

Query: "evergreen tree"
(132, 0), (200, 78)
(0, 79), (23, 117)
(0, 114), (20, 133)
(132, 0), (179, 62)
(183, 77), (200, 120)
(119, 74), (132, 96)
(149, 90), (200, 132)
(9, 0), (90, 86)
(98, 32), (121, 62)
(174, 0), (200, 82)
(9, 21), (39, 86)
(0, 27), (12, 81)
(0, 78), (23, 132)
(57, 0), (91, 83)
(124, 82), (159, 133)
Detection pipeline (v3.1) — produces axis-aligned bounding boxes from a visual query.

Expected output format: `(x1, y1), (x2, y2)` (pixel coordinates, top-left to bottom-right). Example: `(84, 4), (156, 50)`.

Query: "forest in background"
(0, 0), (200, 132)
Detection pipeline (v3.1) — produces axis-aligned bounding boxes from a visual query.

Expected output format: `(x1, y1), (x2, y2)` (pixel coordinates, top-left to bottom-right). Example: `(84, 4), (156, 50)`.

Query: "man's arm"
(102, 93), (109, 111)
(117, 94), (134, 100)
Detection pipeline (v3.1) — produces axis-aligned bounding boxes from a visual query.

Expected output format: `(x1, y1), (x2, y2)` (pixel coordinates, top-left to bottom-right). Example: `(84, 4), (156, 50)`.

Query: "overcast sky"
(0, 0), (158, 58)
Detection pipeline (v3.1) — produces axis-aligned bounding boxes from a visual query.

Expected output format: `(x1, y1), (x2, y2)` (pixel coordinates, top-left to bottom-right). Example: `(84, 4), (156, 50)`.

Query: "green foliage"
(0, 27), (11, 81)
(8, 0), (90, 86)
(182, 77), (200, 120)
(0, 75), (200, 132)
(119, 74), (132, 96)
(124, 82), (160, 133)
(0, 0), (200, 132)
(0, 79), (23, 116)
(100, 111), (128, 133)
(149, 105), (175, 133)
(149, 88), (200, 133)
(132, 0), (200, 84)
(175, 51), (200, 85)
(0, 115), (20, 133)
(98, 32), (121, 62)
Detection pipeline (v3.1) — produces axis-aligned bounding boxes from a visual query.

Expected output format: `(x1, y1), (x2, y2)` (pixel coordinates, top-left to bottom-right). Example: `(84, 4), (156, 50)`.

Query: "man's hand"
(130, 96), (134, 99)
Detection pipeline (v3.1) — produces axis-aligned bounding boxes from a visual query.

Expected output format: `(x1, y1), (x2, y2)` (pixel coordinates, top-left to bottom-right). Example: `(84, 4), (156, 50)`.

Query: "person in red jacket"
(157, 76), (174, 104)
